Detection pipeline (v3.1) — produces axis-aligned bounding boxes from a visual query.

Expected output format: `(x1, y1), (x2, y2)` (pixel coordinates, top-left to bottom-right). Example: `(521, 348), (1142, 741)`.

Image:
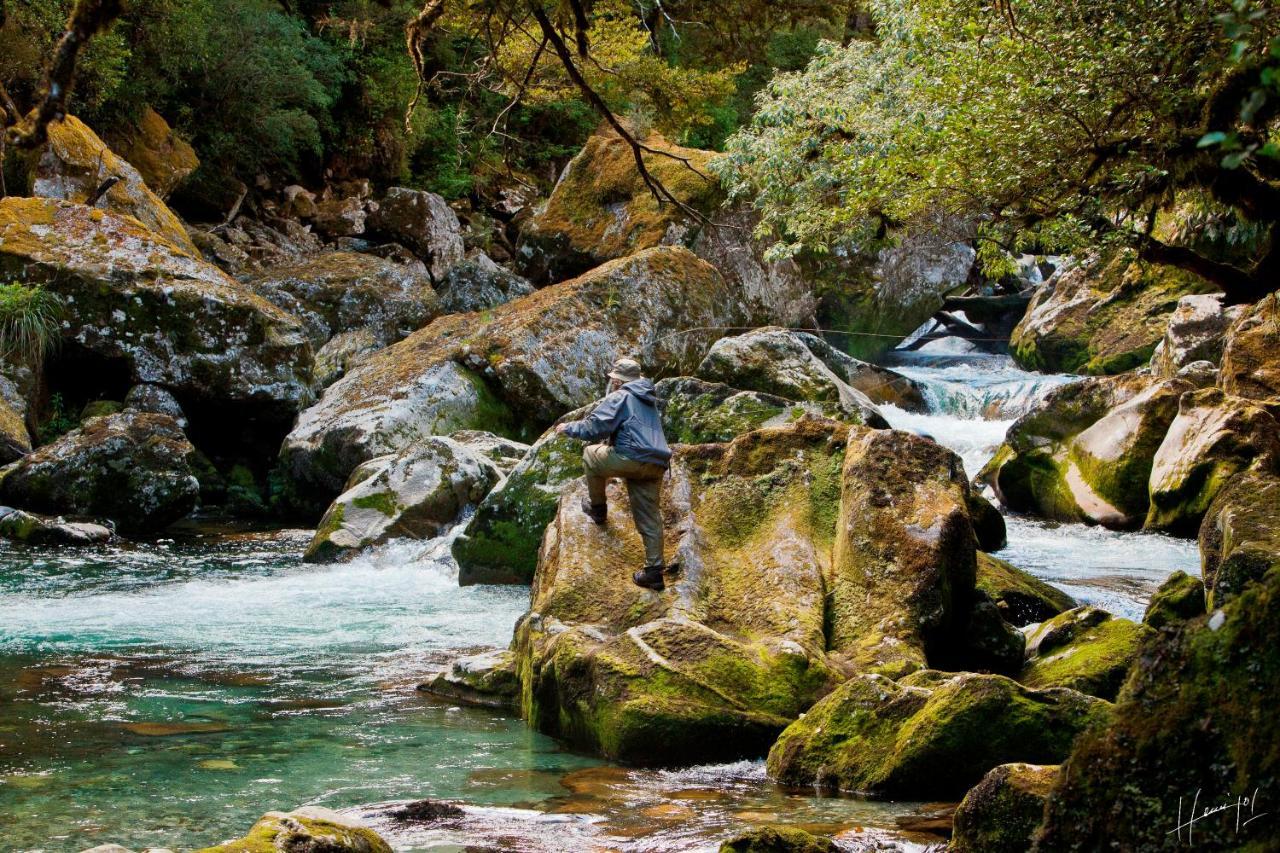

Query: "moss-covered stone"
(0, 390), (31, 464)
(1142, 570), (1206, 629)
(1198, 470), (1280, 608)
(79, 400), (123, 421)
(766, 671), (1110, 798)
(1011, 251), (1215, 375)
(718, 825), (838, 853)
(1218, 291), (1280, 401)
(1019, 607), (1152, 701)
(950, 763), (1058, 853)
(1034, 564), (1280, 852)
(964, 592), (1028, 675)
(419, 649), (519, 710)
(968, 493), (1007, 551)
(195, 807), (392, 853)
(976, 552), (1076, 627)
(104, 106), (199, 199)
(0, 505), (113, 544)
(1145, 387), (1280, 535)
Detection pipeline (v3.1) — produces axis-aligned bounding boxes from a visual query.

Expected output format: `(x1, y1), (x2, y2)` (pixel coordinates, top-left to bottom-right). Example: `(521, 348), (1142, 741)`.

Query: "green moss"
(951, 763), (1059, 853)
(195, 811), (392, 853)
(976, 552), (1076, 627)
(1020, 608), (1152, 700)
(352, 490), (399, 517)
(718, 825), (839, 853)
(1142, 570), (1206, 629)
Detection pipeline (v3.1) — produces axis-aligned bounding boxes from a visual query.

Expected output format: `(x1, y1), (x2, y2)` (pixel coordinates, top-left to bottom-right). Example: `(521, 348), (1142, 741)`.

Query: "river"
(0, 350), (1199, 851)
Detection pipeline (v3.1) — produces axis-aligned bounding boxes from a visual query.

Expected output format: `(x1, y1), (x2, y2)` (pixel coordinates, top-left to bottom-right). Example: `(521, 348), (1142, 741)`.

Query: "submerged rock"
(436, 252), (534, 314)
(717, 825), (838, 853)
(304, 437), (500, 563)
(1198, 470), (1280, 607)
(369, 187), (465, 281)
(0, 506), (113, 544)
(1019, 606), (1152, 701)
(976, 552), (1075, 627)
(246, 252), (439, 351)
(0, 412), (198, 532)
(419, 649), (518, 709)
(1035, 564), (1280, 850)
(950, 763), (1058, 853)
(27, 115), (198, 254)
(0, 198), (314, 415)
(1011, 251), (1214, 375)
(195, 806), (392, 853)
(765, 671), (1109, 798)
(1144, 387), (1280, 535)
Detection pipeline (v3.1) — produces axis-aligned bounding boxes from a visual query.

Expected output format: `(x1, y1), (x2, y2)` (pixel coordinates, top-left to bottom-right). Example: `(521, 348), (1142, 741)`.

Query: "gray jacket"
(562, 379), (671, 467)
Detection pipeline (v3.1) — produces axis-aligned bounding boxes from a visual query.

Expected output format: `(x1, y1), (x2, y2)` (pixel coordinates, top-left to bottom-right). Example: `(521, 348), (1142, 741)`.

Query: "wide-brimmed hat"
(608, 357), (643, 382)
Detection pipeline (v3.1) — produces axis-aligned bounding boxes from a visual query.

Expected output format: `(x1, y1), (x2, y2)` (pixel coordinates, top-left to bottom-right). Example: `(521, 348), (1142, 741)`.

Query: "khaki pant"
(583, 444), (666, 568)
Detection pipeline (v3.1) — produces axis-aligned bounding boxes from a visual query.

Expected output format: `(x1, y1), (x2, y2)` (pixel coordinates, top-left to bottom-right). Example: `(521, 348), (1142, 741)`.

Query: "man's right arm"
(559, 393), (624, 442)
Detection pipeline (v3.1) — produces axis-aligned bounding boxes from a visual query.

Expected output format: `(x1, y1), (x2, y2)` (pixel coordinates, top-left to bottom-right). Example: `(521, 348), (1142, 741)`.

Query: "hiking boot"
(632, 565), (665, 591)
(580, 497), (607, 525)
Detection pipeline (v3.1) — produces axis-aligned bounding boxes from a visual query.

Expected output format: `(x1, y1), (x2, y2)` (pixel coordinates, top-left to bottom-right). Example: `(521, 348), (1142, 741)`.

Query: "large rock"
(515, 419), (851, 765)
(304, 437), (501, 563)
(278, 247), (748, 515)
(1034, 565), (1280, 851)
(1151, 292), (1242, 379)
(1218, 292), (1280, 401)
(950, 763), (1058, 853)
(1198, 470), (1280, 607)
(0, 505), (114, 544)
(27, 115), (197, 254)
(1011, 251), (1214, 375)
(765, 671), (1110, 798)
(436, 252), (534, 313)
(794, 331), (928, 412)
(369, 187), (465, 281)
(196, 806), (392, 853)
(0, 198), (314, 415)
(418, 648), (519, 709)
(1145, 387), (1280, 534)
(0, 382), (31, 464)
(104, 106), (199, 199)
(1142, 570), (1206, 629)
(718, 826), (838, 853)
(1019, 606), (1152, 701)
(976, 552), (1076, 627)
(696, 328), (890, 428)
(0, 412), (198, 532)
(246, 252), (439, 349)
(980, 374), (1185, 527)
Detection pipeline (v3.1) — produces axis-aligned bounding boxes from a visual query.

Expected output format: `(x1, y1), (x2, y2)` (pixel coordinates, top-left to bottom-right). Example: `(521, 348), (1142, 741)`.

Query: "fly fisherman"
(555, 357), (672, 591)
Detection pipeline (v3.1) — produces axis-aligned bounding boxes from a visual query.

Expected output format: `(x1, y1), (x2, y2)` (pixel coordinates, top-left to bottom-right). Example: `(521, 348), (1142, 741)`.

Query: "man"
(556, 357), (672, 590)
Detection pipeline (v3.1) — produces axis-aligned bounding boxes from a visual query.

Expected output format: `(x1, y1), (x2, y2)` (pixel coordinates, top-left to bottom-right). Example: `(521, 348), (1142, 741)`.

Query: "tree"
(717, 0), (1280, 304)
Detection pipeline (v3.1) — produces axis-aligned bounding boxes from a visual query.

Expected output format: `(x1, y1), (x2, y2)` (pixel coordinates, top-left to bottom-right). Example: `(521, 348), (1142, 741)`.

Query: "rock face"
(0, 384), (31, 464)
(278, 247), (748, 515)
(123, 383), (187, 427)
(1198, 471), (1280, 607)
(105, 106), (199, 199)
(950, 763), (1058, 853)
(246, 252), (439, 350)
(1150, 293), (1241, 379)
(980, 374), (1188, 528)
(0, 412), (198, 532)
(1011, 252), (1213, 375)
(516, 420), (850, 765)
(448, 430), (530, 474)
(196, 806), (392, 853)
(0, 506), (114, 544)
(1218, 293), (1280, 401)
(765, 671), (1109, 798)
(305, 437), (501, 563)
(1035, 564), (1280, 851)
(28, 115), (198, 254)
(369, 187), (465, 281)
(0, 198), (314, 415)
(976, 553), (1076, 627)
(1144, 387), (1280, 535)
(1019, 606), (1152, 701)
(695, 329), (890, 428)
(437, 252), (535, 314)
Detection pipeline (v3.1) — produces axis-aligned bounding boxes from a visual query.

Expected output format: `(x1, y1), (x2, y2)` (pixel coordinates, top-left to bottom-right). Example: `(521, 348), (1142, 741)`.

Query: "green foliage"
(0, 282), (62, 368)
(37, 393), (78, 445)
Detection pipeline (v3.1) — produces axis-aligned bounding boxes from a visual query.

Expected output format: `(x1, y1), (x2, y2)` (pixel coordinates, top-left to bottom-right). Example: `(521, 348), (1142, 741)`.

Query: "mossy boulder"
(418, 649), (519, 710)
(765, 671), (1110, 798)
(246, 252), (439, 350)
(1034, 564), (1280, 851)
(305, 436), (501, 563)
(718, 825), (838, 853)
(80, 400), (123, 421)
(1151, 292), (1242, 379)
(1142, 570), (1206, 629)
(1019, 606), (1152, 701)
(28, 115), (197, 254)
(437, 252), (534, 314)
(279, 246), (748, 516)
(794, 331), (929, 412)
(0, 197), (314, 414)
(0, 389), (32, 464)
(968, 493), (1007, 551)
(1218, 291), (1280, 401)
(965, 591), (1028, 675)
(0, 412), (198, 532)
(658, 377), (853, 444)
(1011, 251), (1215, 375)
(104, 106), (199, 199)
(1198, 470), (1280, 608)
(1145, 387), (1280, 535)
(515, 419), (851, 765)
(368, 187), (465, 281)
(196, 806), (392, 853)
(696, 328), (889, 428)
(950, 763), (1058, 853)
(0, 505), (113, 544)
(977, 552), (1076, 627)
